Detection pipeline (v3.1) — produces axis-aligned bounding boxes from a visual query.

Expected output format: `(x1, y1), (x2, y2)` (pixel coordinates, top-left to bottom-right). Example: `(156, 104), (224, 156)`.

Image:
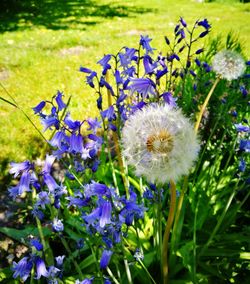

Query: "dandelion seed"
(212, 50), (246, 81)
(122, 104), (199, 184)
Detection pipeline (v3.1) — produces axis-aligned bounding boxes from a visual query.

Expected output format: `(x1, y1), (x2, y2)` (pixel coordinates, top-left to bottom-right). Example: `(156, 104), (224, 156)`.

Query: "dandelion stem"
(194, 76), (220, 133)
(162, 179), (176, 284)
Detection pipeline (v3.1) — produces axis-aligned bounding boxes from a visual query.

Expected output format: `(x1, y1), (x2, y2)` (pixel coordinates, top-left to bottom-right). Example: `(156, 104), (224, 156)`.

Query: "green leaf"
(0, 226), (51, 242)
(79, 254), (96, 270)
(176, 241), (193, 273)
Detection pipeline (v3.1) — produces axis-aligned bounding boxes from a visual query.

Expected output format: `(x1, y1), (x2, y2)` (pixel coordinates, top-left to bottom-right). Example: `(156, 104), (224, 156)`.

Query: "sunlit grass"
(0, 0), (249, 162)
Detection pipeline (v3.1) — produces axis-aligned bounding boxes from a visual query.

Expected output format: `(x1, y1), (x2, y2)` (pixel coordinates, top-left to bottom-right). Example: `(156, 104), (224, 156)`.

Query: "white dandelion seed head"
(212, 50), (246, 81)
(121, 104), (200, 184)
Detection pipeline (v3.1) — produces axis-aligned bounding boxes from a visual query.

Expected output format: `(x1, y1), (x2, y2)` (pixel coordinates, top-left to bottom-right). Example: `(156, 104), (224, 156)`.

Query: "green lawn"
(0, 0), (250, 164)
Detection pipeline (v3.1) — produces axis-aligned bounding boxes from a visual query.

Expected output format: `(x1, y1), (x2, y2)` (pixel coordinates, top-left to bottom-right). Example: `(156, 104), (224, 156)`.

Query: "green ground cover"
(0, 0), (250, 163)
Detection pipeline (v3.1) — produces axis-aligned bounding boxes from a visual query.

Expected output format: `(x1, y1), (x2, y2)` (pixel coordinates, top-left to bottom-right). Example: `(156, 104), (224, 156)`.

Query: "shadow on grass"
(0, 0), (154, 32)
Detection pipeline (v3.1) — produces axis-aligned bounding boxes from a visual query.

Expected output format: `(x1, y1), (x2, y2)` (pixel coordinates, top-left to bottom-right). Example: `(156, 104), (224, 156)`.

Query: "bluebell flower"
(100, 201), (112, 228)
(143, 55), (158, 74)
(42, 154), (56, 174)
(36, 191), (50, 209)
(162, 92), (177, 108)
(35, 256), (49, 279)
(240, 86), (248, 97)
(199, 30), (209, 38)
(190, 70), (197, 77)
(198, 19), (211, 30)
(134, 248), (144, 261)
(47, 266), (60, 279)
(41, 116), (59, 132)
(100, 77), (115, 96)
(195, 58), (201, 66)
(195, 48), (204, 55)
(156, 68), (168, 80)
(75, 277), (94, 284)
(76, 238), (84, 249)
(180, 17), (187, 27)
(67, 196), (89, 207)
(100, 250), (113, 269)
(122, 66), (136, 78)
(239, 158), (246, 172)
(9, 160), (33, 178)
(114, 70), (123, 85)
(239, 139), (250, 152)
(79, 66), (92, 73)
(30, 239), (43, 251)
(83, 207), (101, 225)
(33, 101), (46, 114)
(129, 78), (156, 99)
(18, 171), (31, 195)
(52, 218), (64, 232)
(140, 35), (154, 54)
(101, 106), (116, 121)
(64, 113), (81, 131)
(44, 173), (59, 193)
(49, 131), (69, 149)
(55, 91), (66, 111)
(97, 95), (102, 110)
(86, 71), (97, 88)
(174, 24), (180, 34)
(69, 134), (84, 154)
(8, 185), (20, 199)
(98, 54), (112, 68)
(32, 206), (45, 220)
(55, 255), (65, 267)
(87, 118), (101, 133)
(235, 123), (250, 133)
(12, 256), (33, 281)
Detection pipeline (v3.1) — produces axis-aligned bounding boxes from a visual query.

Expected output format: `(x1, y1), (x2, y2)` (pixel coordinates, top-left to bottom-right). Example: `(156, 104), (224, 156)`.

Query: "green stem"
(192, 197), (199, 284)
(194, 76), (221, 133)
(138, 259), (157, 284)
(107, 267), (120, 284)
(162, 179), (177, 284)
(61, 237), (83, 280)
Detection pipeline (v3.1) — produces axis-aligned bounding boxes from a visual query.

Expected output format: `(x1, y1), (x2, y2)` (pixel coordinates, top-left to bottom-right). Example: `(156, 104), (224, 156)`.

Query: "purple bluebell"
(240, 86), (248, 97)
(174, 24), (180, 34)
(98, 54), (112, 68)
(12, 256), (33, 281)
(49, 131), (68, 149)
(195, 58), (201, 67)
(162, 92), (177, 108)
(235, 123), (250, 133)
(198, 19), (211, 30)
(122, 66), (136, 78)
(195, 48), (204, 55)
(83, 207), (101, 225)
(164, 36), (170, 45)
(239, 139), (250, 152)
(35, 257), (49, 279)
(119, 47), (137, 68)
(239, 158), (246, 172)
(101, 106), (116, 121)
(43, 173), (59, 193)
(30, 239), (43, 251)
(18, 171), (31, 195)
(143, 55), (158, 74)
(33, 101), (46, 114)
(87, 118), (101, 133)
(100, 250), (113, 269)
(190, 70), (197, 77)
(116, 91), (127, 105)
(129, 78), (156, 98)
(47, 266), (60, 279)
(69, 134), (84, 154)
(134, 248), (144, 261)
(36, 191), (50, 209)
(156, 68), (168, 80)
(199, 30), (209, 38)
(140, 35), (154, 54)
(32, 206), (44, 220)
(86, 71), (97, 88)
(79, 66), (92, 73)
(179, 45), (186, 53)
(43, 154), (56, 174)
(55, 255), (65, 267)
(75, 277), (94, 284)
(41, 116), (59, 132)
(8, 185), (20, 199)
(55, 91), (66, 111)
(114, 70), (123, 85)
(9, 160), (33, 178)
(52, 218), (64, 232)
(64, 113), (81, 131)
(67, 195), (89, 207)
(168, 53), (180, 62)
(180, 17), (187, 27)
(100, 201), (112, 228)
(100, 77), (114, 96)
